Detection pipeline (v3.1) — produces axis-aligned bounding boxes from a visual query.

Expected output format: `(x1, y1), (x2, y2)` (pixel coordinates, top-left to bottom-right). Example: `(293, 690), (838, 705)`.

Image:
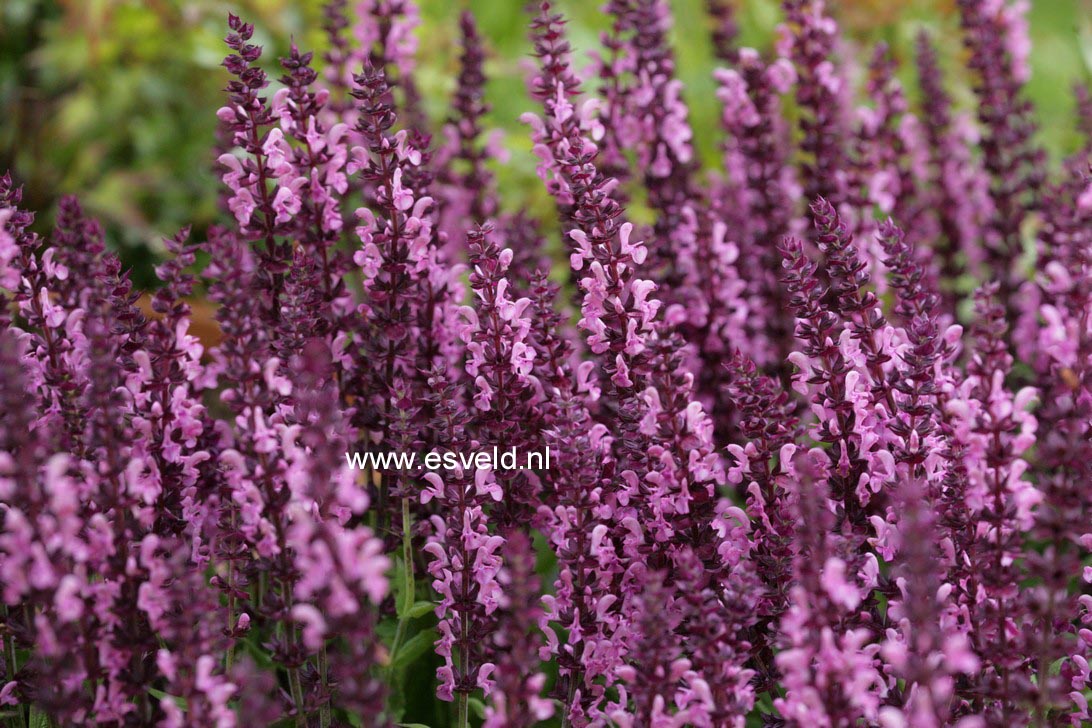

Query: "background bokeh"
(1, 0), (1089, 285)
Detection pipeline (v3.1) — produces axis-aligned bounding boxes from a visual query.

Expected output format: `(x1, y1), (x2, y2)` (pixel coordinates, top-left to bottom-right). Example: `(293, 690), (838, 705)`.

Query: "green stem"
(387, 497), (414, 676)
(388, 618), (408, 675)
(281, 571), (305, 727)
(377, 468), (389, 537)
(458, 691), (469, 728)
(318, 646), (331, 728)
(288, 663), (306, 728)
(284, 581), (308, 728)
(401, 497), (414, 602)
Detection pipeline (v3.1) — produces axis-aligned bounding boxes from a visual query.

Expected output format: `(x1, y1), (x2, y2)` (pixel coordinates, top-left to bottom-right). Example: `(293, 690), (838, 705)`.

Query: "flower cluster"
(2, 0), (1090, 726)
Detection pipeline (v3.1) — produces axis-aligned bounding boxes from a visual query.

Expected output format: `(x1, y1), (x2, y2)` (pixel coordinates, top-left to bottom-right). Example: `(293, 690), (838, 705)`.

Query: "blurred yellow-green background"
(1, 0), (1089, 283)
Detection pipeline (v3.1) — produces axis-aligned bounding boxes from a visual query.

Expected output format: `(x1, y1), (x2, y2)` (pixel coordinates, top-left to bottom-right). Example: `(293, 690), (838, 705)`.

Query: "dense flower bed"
(1, 0), (1090, 726)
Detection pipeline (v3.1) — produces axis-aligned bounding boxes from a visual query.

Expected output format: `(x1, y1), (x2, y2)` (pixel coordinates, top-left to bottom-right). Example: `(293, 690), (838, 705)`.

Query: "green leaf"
(396, 724), (432, 728)
(387, 689), (406, 723)
(395, 499), (416, 620)
(392, 629), (435, 673)
(376, 615), (398, 641)
(396, 563), (415, 619)
(406, 600), (435, 620)
(468, 697), (486, 719)
(147, 687), (189, 712)
(29, 707), (50, 728)
(240, 633), (275, 670)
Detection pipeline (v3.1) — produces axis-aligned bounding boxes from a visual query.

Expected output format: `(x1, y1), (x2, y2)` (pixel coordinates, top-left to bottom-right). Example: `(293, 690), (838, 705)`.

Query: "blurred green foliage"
(1, 0), (1089, 284)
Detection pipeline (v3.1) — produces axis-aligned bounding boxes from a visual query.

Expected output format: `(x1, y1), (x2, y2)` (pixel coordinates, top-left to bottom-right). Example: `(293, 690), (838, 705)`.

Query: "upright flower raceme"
(914, 31), (991, 311)
(957, 0), (1045, 319)
(461, 226), (539, 529)
(527, 7), (758, 725)
(845, 44), (921, 283)
(773, 449), (886, 727)
(208, 229), (315, 720)
(947, 286), (1039, 721)
(598, 0), (697, 310)
(780, 203), (893, 531)
(526, 2), (658, 418)
(344, 0), (424, 128)
(1020, 168), (1092, 725)
(714, 47), (798, 368)
(705, 0), (740, 64)
(723, 353), (800, 686)
(435, 11), (501, 252)
(871, 221), (978, 727)
(779, 0), (850, 213)
(217, 15), (293, 318)
(421, 370), (504, 707)
(483, 531), (554, 728)
(345, 60), (456, 527)
(271, 42), (352, 306)
(285, 341), (389, 718)
(524, 267), (619, 725)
